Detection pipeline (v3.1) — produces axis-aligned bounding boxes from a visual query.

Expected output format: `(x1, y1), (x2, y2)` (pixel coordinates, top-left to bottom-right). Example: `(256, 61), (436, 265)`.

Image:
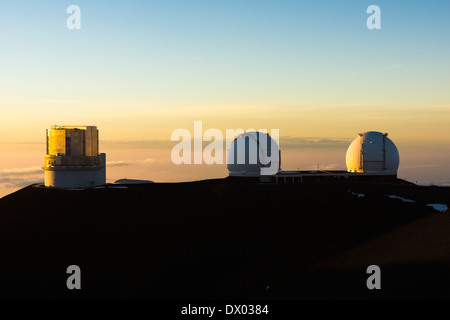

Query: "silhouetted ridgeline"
(0, 178), (449, 299)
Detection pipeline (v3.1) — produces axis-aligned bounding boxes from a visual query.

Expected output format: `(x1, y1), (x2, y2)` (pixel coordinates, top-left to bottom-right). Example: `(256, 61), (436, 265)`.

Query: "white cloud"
(0, 166), (42, 176)
(106, 160), (131, 167)
(0, 166), (44, 189)
(107, 159), (154, 167)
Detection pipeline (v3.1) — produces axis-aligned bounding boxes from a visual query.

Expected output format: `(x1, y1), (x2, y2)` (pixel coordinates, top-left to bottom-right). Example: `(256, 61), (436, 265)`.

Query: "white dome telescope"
(346, 131), (399, 174)
(227, 132), (280, 176)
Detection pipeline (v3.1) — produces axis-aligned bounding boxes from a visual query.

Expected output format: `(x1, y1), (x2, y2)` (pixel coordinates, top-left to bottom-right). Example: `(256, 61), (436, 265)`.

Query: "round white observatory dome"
(346, 131), (399, 174)
(227, 131), (280, 176)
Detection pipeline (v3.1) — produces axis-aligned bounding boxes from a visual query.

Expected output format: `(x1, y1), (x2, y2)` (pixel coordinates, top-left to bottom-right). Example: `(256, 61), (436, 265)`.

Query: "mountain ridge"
(0, 178), (449, 299)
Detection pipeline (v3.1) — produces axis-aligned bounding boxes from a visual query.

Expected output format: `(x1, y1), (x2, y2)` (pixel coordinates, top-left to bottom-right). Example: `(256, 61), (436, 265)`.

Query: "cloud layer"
(0, 166), (44, 188)
(102, 136), (351, 150)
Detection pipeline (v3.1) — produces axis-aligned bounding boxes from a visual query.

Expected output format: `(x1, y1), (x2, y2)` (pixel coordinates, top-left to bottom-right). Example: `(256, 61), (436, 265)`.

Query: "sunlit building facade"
(43, 126), (106, 188)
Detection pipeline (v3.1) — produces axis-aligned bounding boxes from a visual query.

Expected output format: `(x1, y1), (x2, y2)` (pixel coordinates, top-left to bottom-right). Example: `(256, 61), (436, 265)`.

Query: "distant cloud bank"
(0, 166), (43, 189)
(102, 136), (351, 150)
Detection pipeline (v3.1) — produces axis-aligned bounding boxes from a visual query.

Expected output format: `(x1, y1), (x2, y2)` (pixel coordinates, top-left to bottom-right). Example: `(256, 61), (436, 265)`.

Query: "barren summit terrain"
(0, 178), (449, 299)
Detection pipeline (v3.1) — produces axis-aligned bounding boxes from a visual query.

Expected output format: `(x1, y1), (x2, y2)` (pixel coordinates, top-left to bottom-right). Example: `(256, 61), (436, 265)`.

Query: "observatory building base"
(258, 171), (398, 184)
(44, 153), (106, 189)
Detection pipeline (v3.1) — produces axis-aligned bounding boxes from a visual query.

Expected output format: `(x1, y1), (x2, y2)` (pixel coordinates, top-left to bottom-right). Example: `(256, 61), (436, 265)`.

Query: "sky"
(1, 0), (450, 197)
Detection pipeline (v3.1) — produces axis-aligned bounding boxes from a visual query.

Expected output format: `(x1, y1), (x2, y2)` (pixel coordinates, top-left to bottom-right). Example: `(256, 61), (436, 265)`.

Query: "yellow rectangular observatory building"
(43, 126), (106, 188)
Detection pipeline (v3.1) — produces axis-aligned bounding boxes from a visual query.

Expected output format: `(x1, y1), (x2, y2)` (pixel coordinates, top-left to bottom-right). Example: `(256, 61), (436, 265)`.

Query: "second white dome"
(346, 131), (399, 174)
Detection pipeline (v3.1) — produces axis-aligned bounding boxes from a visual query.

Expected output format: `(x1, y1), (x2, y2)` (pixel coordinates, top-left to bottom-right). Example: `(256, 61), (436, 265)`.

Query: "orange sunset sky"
(1, 1), (450, 197)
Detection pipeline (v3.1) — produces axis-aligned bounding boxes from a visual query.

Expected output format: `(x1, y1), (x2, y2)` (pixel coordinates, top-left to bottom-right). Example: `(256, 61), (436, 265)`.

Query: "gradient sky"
(1, 1), (450, 196)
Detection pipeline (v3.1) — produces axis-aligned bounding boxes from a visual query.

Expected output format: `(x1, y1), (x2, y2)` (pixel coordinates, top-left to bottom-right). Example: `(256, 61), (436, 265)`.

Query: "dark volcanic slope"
(0, 179), (449, 299)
